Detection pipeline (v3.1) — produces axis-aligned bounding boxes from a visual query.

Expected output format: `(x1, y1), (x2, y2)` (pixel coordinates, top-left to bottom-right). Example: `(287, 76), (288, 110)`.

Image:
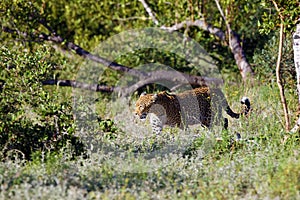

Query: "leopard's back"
(135, 87), (250, 133)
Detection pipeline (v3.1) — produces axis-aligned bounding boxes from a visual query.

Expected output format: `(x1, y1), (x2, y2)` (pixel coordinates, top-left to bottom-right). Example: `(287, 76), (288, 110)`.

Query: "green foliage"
(253, 33), (296, 85)
(99, 119), (118, 135)
(0, 46), (83, 160)
(258, 0), (300, 34)
(1, 0), (268, 74)
(1, 0), (300, 198)
(0, 85), (300, 199)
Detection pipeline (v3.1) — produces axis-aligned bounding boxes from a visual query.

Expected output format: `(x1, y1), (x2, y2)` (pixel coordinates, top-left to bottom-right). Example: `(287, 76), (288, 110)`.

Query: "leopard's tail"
(225, 96), (251, 119)
(241, 97), (251, 116)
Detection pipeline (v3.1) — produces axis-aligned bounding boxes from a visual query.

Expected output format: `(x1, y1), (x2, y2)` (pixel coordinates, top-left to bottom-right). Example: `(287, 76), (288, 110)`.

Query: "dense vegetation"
(0, 0), (299, 199)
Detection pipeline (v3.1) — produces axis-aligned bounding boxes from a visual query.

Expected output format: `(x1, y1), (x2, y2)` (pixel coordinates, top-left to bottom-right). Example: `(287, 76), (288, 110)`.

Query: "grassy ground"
(0, 83), (300, 200)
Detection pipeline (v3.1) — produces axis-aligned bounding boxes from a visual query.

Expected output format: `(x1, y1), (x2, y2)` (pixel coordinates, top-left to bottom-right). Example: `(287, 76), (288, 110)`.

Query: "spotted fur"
(135, 87), (251, 134)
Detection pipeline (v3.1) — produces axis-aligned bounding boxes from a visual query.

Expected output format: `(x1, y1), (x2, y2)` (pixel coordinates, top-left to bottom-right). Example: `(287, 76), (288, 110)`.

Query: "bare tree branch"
(161, 1), (254, 81)
(139, 0), (159, 26)
(291, 116), (300, 133)
(161, 19), (226, 40)
(214, 0), (253, 81)
(36, 35), (147, 78)
(42, 71), (223, 97)
(272, 0), (290, 131)
(122, 70), (223, 96)
(3, 20), (224, 94)
(3, 26), (145, 77)
(276, 23), (290, 131)
(42, 79), (115, 92)
(214, 0), (231, 37)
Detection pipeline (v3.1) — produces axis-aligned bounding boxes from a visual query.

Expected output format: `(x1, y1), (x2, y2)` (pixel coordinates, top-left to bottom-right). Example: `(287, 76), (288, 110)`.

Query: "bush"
(253, 33), (295, 86)
(0, 46), (83, 160)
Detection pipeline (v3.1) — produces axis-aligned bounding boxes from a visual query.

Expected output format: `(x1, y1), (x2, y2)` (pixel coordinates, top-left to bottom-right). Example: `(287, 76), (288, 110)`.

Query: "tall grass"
(0, 83), (299, 199)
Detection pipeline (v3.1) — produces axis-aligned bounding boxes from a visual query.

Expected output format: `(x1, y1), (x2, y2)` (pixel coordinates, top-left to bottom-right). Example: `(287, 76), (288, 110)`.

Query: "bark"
(294, 24), (300, 110)
(118, 70), (223, 96)
(271, 0), (290, 131)
(162, 20), (225, 40)
(139, 0), (253, 80)
(42, 80), (115, 93)
(162, 19), (253, 81)
(214, 0), (253, 81)
(230, 32), (254, 80)
(42, 72), (223, 97)
(3, 25), (224, 96)
(290, 23), (300, 133)
(139, 0), (159, 26)
(276, 23), (290, 131)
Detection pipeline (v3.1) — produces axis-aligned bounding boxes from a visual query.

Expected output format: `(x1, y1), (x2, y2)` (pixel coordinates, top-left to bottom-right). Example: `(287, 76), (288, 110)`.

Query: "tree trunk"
(214, 0), (253, 81)
(276, 23), (290, 131)
(294, 24), (300, 110)
(163, 20), (254, 80)
(291, 23), (300, 133)
(230, 32), (254, 80)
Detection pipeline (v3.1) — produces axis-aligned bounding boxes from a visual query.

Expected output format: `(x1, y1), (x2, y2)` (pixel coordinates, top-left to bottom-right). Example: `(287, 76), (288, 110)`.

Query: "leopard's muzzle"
(139, 113), (147, 119)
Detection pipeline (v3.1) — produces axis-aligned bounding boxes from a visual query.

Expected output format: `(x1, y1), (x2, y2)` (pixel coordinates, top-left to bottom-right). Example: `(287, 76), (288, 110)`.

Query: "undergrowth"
(0, 84), (299, 200)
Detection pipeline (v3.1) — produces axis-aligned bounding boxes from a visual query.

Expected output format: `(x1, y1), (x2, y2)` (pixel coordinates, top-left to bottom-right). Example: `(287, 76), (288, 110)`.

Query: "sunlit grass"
(0, 83), (299, 199)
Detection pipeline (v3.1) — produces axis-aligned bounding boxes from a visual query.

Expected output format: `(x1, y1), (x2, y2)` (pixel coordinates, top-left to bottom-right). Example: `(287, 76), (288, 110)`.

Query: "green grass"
(0, 83), (300, 200)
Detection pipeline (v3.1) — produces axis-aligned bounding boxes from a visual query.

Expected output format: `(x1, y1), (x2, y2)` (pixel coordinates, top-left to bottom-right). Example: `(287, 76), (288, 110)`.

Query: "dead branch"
(214, 0), (231, 35)
(3, 26), (143, 76)
(272, 0), (290, 131)
(139, 0), (253, 80)
(139, 0), (159, 26)
(214, 0), (253, 81)
(42, 80), (115, 92)
(3, 20), (224, 94)
(291, 116), (300, 133)
(36, 35), (147, 78)
(121, 70), (224, 96)
(161, 19), (225, 40)
(162, 17), (253, 80)
(276, 23), (290, 131)
(42, 70), (223, 97)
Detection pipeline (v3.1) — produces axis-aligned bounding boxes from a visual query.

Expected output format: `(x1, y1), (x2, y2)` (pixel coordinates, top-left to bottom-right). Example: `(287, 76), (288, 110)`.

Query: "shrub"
(0, 46), (83, 160)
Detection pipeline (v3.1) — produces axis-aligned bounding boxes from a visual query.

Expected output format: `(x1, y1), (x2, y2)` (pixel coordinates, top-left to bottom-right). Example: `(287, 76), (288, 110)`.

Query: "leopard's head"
(135, 92), (158, 119)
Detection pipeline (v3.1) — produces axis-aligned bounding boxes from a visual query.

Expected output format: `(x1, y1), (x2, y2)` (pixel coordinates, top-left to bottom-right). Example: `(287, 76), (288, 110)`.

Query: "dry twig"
(272, 0), (290, 131)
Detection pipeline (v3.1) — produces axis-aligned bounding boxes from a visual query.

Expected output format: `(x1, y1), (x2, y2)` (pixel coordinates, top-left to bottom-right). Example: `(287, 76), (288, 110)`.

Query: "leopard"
(134, 86), (251, 134)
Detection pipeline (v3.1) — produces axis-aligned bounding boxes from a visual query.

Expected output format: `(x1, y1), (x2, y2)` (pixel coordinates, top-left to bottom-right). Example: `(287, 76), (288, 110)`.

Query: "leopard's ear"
(152, 93), (158, 102)
(140, 91), (147, 97)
